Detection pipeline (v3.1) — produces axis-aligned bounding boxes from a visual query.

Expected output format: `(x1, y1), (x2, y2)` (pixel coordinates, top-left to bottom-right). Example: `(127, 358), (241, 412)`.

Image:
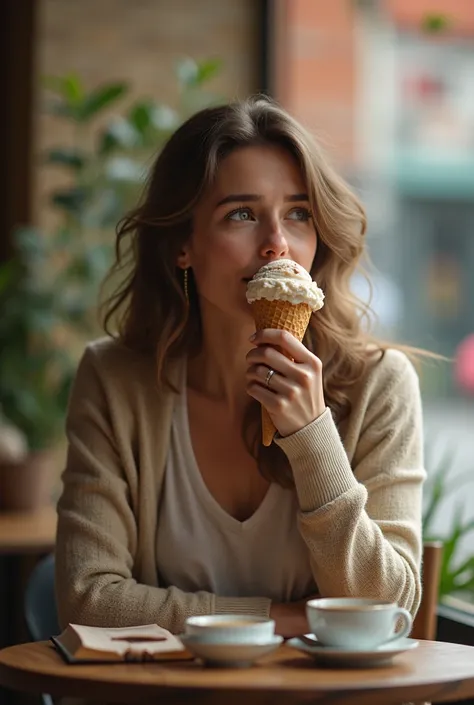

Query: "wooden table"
(0, 506), (57, 704)
(0, 507), (57, 641)
(0, 506), (57, 554)
(1, 639), (474, 705)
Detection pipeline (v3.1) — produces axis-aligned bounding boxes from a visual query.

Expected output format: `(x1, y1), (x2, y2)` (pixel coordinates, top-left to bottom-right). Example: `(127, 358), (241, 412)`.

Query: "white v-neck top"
(156, 370), (316, 603)
(58, 339), (425, 633)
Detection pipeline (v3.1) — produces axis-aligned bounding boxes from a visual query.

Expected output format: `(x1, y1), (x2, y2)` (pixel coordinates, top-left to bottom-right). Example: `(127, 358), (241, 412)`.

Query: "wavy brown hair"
(101, 95), (413, 486)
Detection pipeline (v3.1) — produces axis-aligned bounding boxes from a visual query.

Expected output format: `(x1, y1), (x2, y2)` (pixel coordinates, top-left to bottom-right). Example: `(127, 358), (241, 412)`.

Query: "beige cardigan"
(55, 338), (426, 633)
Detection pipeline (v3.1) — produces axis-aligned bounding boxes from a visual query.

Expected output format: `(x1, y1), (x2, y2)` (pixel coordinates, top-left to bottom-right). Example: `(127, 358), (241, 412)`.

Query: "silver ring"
(265, 369), (275, 388)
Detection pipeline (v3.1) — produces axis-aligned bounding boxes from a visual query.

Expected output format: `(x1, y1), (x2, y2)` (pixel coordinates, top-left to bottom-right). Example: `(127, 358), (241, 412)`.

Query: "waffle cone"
(251, 299), (313, 446)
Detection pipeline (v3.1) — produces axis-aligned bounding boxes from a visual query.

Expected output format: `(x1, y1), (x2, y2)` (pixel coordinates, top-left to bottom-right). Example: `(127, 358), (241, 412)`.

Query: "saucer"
(179, 634), (283, 667)
(287, 635), (419, 668)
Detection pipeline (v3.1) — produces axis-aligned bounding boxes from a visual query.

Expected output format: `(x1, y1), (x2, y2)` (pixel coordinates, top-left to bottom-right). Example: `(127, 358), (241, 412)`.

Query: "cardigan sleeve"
(275, 350), (426, 616)
(55, 345), (271, 633)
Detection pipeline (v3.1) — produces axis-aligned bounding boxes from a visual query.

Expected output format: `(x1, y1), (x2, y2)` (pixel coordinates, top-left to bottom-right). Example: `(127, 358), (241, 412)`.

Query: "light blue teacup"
(185, 615), (275, 644)
(306, 598), (413, 650)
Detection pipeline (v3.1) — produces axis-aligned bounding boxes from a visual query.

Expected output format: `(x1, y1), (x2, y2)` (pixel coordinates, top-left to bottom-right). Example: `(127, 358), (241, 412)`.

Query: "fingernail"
(249, 333), (257, 341)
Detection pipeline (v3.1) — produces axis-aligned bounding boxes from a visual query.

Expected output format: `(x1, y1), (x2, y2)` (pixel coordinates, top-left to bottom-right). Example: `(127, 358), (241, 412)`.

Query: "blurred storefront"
(270, 0), (474, 552)
(393, 32), (474, 369)
(272, 0), (474, 399)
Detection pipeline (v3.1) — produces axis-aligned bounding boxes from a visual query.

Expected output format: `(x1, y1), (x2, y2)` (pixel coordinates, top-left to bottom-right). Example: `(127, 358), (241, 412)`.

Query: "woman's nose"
(259, 221), (289, 259)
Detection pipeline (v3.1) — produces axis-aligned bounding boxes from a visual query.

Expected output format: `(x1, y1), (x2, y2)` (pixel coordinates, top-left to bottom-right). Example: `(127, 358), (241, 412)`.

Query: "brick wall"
(34, 0), (261, 223)
(272, 0), (357, 168)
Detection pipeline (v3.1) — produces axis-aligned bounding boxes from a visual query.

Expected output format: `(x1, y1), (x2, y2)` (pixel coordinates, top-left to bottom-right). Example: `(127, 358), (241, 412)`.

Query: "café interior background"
(2, 0), (474, 559)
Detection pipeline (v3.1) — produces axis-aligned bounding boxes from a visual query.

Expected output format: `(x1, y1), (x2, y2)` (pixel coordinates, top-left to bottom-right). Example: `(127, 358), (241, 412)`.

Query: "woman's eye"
(226, 207), (254, 222)
(287, 207), (312, 222)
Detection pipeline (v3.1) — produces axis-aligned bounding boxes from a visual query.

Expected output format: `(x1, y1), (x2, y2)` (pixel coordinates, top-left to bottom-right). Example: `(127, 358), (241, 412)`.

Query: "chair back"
(24, 553), (59, 705)
(24, 552), (60, 641)
(411, 541), (443, 640)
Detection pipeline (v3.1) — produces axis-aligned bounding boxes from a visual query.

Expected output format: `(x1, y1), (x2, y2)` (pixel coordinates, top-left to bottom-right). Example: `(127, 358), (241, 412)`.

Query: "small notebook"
(51, 623), (191, 664)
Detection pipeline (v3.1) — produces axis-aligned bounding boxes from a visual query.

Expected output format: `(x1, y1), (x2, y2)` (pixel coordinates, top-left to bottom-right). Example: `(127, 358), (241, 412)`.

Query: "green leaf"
(55, 371), (75, 411)
(0, 260), (20, 295)
(437, 511), (474, 596)
(42, 74), (85, 121)
(175, 57), (200, 87)
(62, 73), (84, 104)
(50, 187), (89, 215)
(77, 82), (128, 122)
(451, 556), (474, 581)
(422, 13), (450, 33)
(44, 148), (86, 171)
(98, 118), (139, 154)
(128, 102), (154, 134)
(454, 576), (474, 593)
(176, 57), (221, 88)
(42, 73), (83, 104)
(195, 57), (222, 85)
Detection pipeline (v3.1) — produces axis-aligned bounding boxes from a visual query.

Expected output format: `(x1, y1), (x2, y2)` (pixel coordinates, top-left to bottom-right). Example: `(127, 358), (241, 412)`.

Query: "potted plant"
(423, 445), (474, 600)
(0, 58), (222, 511)
(0, 226), (109, 510)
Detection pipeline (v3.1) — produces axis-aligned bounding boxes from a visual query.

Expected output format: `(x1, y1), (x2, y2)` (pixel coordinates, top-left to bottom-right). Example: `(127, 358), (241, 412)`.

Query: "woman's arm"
(55, 344), (271, 633)
(275, 351), (425, 616)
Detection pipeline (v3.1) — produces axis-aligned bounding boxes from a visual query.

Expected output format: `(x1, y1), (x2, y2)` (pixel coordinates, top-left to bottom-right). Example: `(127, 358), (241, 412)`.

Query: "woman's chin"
(239, 301), (256, 322)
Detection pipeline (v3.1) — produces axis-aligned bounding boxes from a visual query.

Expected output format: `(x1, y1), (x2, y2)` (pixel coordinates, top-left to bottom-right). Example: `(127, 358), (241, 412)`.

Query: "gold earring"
(183, 268), (189, 303)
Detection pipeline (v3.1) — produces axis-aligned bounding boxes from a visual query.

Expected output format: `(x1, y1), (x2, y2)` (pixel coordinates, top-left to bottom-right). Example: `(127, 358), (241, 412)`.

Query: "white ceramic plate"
(287, 635), (419, 668)
(179, 634), (283, 667)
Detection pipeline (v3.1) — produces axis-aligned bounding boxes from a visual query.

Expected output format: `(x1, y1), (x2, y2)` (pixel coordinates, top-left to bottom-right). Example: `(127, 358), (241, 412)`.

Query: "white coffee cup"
(185, 615), (275, 644)
(306, 598), (413, 650)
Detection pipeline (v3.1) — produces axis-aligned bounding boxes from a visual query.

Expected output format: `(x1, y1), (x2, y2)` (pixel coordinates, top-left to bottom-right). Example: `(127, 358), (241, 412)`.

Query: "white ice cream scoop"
(246, 259), (324, 312)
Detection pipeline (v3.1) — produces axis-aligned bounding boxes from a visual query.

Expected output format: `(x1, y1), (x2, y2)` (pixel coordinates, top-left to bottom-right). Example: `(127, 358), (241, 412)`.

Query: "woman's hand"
(246, 328), (326, 438)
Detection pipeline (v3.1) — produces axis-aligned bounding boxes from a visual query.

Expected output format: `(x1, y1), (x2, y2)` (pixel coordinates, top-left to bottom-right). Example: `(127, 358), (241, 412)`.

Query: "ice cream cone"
(251, 299), (313, 342)
(251, 299), (313, 446)
(261, 405), (277, 447)
(246, 259), (324, 447)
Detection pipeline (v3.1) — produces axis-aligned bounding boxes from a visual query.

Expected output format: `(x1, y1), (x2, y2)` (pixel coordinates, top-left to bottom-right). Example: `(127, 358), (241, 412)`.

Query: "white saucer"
(287, 635), (419, 668)
(179, 634), (283, 667)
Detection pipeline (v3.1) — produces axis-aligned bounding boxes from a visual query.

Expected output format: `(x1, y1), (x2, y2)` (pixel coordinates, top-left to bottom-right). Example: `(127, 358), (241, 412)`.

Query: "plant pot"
(0, 450), (54, 511)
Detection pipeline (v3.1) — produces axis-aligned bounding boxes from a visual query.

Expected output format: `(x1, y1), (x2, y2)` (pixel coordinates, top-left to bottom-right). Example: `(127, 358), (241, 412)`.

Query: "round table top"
(1, 640), (474, 705)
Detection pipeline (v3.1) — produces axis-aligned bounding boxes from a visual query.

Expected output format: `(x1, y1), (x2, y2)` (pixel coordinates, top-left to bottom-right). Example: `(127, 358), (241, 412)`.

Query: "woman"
(55, 96), (426, 638)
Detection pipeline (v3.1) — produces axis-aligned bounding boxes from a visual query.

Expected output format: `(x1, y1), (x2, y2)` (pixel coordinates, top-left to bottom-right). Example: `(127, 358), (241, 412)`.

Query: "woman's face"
(180, 144), (317, 321)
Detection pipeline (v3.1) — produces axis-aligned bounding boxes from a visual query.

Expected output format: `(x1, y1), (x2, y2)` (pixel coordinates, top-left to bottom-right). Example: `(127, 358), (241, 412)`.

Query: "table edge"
(1, 641), (474, 705)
